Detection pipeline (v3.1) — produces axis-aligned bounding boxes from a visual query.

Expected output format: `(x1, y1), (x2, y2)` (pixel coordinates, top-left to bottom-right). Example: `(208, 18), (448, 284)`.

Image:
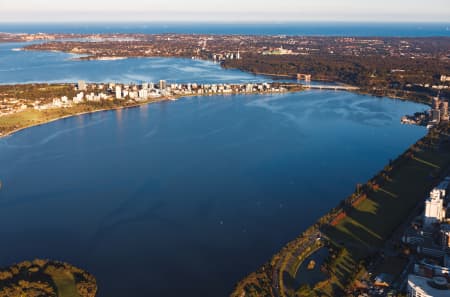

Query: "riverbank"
(0, 84), (302, 139)
(0, 97), (169, 139)
(231, 123), (450, 297)
(233, 68), (434, 107)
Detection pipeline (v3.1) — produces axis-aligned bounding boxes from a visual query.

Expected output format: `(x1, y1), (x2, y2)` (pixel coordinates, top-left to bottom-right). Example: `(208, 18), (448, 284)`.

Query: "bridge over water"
(303, 84), (360, 91)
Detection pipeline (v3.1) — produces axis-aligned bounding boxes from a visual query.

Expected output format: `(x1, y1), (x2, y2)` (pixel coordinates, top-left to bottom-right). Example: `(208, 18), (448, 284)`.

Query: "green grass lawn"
(321, 130), (450, 295)
(45, 268), (81, 297)
(0, 108), (79, 134)
(329, 145), (450, 250)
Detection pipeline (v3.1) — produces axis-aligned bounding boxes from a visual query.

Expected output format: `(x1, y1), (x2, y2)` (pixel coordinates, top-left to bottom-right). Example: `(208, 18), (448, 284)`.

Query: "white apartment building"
(424, 181), (448, 227)
(115, 86), (122, 99)
(407, 275), (449, 297)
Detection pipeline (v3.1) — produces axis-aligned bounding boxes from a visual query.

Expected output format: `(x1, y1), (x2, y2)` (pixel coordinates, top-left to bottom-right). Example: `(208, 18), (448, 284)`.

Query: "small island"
(0, 259), (97, 297)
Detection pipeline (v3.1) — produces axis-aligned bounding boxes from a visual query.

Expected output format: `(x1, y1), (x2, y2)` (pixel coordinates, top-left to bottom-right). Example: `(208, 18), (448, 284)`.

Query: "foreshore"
(1, 82), (448, 297)
(0, 85), (302, 140)
(0, 97), (168, 139)
(0, 78), (428, 141)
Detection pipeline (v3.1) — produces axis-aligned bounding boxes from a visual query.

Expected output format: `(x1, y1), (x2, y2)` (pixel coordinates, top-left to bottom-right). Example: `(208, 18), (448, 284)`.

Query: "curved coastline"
(0, 82), (446, 297)
(0, 82), (426, 141)
(0, 86), (303, 140)
(1, 41), (447, 297)
(0, 98), (169, 140)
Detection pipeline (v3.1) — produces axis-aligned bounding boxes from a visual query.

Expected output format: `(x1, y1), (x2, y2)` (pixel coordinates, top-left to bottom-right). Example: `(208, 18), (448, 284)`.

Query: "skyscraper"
(424, 182), (447, 227)
(115, 85), (122, 99)
(78, 80), (87, 91)
(440, 101), (449, 121)
(159, 80), (167, 90)
(431, 109), (441, 124)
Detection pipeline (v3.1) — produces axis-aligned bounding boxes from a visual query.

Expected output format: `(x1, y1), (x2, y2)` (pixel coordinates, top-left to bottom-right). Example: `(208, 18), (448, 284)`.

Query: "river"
(0, 39), (427, 297)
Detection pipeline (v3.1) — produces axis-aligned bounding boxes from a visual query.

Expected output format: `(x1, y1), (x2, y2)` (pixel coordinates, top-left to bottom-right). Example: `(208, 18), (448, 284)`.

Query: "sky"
(0, 0), (449, 23)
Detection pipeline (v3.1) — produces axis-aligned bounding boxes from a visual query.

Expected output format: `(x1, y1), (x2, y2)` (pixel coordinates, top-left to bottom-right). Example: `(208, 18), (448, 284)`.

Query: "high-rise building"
(115, 86), (122, 99)
(78, 80), (87, 91)
(440, 101), (449, 121)
(440, 224), (450, 248)
(407, 275), (449, 297)
(159, 80), (167, 90)
(424, 182), (447, 227)
(441, 75), (450, 82)
(433, 97), (440, 110)
(431, 109), (441, 124)
(138, 89), (148, 99)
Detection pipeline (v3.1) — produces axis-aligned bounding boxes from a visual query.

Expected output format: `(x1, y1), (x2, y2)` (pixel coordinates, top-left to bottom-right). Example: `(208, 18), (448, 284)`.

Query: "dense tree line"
(224, 54), (450, 104)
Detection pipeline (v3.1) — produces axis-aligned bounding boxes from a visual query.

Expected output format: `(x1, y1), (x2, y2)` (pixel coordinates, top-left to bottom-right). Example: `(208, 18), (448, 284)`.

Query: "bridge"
(303, 84), (360, 91)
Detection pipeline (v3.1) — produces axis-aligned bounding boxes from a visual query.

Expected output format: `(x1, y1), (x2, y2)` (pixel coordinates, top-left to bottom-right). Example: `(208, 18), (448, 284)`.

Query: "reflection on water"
(0, 42), (268, 85)
(0, 91), (426, 297)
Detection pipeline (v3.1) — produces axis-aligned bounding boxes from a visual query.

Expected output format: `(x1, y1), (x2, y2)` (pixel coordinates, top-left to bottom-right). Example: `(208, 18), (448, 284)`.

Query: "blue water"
(0, 42), (268, 85)
(1, 22), (449, 37)
(0, 27), (429, 297)
(0, 92), (426, 297)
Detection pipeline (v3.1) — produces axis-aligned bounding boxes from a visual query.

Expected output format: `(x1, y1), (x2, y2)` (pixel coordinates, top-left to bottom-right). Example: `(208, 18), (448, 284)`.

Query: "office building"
(78, 80), (87, 91)
(431, 109), (441, 124)
(115, 86), (122, 99)
(440, 101), (449, 121)
(440, 224), (450, 248)
(407, 275), (449, 297)
(138, 89), (148, 99)
(159, 80), (167, 90)
(424, 182), (447, 227)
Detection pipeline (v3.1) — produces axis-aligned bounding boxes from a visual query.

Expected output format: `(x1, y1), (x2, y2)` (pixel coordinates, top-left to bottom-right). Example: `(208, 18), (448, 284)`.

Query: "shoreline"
(0, 97), (170, 140)
(0, 85), (446, 297)
(0, 88), (302, 140)
(0, 82), (427, 141)
(2, 35), (448, 297)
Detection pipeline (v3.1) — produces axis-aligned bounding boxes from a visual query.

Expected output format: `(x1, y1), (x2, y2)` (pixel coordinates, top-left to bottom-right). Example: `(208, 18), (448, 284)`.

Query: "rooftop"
(408, 275), (450, 297)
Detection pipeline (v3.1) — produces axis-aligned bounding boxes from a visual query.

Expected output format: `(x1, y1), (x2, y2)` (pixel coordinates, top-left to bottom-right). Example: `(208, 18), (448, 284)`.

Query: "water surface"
(0, 36), (428, 297)
(0, 42), (265, 85)
(0, 91), (426, 297)
(1, 22), (449, 37)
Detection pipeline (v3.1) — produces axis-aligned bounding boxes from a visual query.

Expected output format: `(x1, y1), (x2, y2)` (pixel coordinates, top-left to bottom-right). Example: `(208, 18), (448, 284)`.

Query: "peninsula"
(0, 259), (97, 297)
(0, 81), (303, 138)
(18, 33), (450, 105)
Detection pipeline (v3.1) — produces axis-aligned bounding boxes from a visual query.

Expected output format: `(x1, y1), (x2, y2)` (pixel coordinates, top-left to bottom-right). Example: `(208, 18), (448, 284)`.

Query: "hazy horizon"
(0, 0), (449, 23)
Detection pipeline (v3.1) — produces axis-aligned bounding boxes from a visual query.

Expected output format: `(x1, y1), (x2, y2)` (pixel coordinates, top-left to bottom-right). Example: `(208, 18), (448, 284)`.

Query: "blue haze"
(0, 22), (450, 36)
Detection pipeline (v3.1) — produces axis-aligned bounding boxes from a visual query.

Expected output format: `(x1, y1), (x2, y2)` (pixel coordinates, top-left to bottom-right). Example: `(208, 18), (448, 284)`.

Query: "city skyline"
(0, 0), (449, 22)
